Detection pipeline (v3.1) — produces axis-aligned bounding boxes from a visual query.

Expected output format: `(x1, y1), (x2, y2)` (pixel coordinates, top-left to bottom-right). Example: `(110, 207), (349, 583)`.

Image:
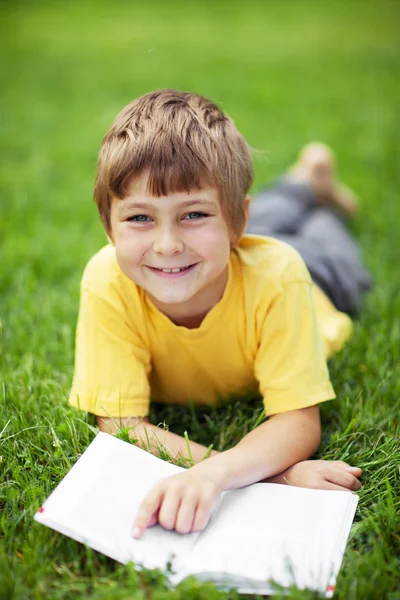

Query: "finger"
(333, 461), (362, 475)
(192, 502), (213, 533)
(192, 491), (219, 532)
(344, 466), (362, 476)
(132, 487), (164, 539)
(322, 482), (355, 492)
(326, 466), (362, 491)
(158, 490), (182, 531)
(148, 512), (159, 528)
(175, 494), (199, 534)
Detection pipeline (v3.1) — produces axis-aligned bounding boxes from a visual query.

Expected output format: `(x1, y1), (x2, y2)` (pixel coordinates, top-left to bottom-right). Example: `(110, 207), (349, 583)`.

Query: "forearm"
(96, 416), (217, 464)
(191, 405), (321, 490)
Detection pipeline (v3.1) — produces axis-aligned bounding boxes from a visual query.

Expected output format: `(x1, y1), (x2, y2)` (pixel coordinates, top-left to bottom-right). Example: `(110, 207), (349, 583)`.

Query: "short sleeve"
(68, 285), (151, 417)
(254, 280), (335, 416)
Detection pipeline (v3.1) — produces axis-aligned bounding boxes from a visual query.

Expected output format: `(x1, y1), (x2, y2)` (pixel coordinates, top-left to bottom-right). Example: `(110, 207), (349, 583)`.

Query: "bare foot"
(290, 142), (359, 216)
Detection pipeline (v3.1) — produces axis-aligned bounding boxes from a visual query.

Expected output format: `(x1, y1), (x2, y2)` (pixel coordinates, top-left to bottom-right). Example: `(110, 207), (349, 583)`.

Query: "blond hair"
(94, 89), (253, 242)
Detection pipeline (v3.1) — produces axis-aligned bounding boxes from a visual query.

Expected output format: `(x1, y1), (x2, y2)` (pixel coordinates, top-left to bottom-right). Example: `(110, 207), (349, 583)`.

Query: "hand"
(132, 465), (224, 539)
(280, 460), (362, 491)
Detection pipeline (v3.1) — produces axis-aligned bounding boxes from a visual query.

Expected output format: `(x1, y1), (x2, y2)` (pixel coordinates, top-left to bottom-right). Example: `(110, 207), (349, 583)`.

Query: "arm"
(203, 404), (321, 489)
(132, 405), (362, 538)
(98, 401), (319, 477)
(97, 416), (218, 464)
(98, 413), (360, 491)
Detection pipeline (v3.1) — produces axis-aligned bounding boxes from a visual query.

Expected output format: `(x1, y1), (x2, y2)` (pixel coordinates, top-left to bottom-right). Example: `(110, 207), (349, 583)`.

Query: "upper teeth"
(159, 267), (187, 273)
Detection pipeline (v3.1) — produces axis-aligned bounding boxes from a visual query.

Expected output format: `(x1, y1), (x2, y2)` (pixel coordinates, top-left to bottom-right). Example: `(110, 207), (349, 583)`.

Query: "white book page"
(35, 433), (199, 571)
(315, 494), (358, 597)
(35, 434), (358, 595)
(172, 483), (357, 595)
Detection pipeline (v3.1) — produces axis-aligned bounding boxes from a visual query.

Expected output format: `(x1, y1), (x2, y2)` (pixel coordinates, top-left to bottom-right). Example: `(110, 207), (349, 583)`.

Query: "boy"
(69, 90), (371, 539)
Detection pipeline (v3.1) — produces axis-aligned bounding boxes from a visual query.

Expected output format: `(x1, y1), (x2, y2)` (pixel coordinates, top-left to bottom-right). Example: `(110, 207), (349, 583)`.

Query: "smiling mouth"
(149, 264), (196, 273)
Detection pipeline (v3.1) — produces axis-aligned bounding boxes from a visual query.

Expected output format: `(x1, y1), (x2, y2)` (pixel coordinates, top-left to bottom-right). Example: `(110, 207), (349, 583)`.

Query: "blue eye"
(129, 215), (151, 222)
(185, 212), (207, 220)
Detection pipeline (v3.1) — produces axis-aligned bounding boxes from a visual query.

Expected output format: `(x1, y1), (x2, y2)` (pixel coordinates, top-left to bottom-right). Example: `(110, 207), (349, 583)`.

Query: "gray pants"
(246, 178), (373, 315)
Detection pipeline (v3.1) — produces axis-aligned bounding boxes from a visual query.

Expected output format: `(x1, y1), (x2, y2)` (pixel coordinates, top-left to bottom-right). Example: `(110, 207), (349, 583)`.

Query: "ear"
(244, 194), (251, 226)
(106, 200), (116, 245)
(231, 195), (252, 247)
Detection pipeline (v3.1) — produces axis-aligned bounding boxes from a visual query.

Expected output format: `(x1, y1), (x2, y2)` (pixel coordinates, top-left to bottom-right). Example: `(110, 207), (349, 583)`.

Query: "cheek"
(192, 224), (231, 261)
(115, 230), (148, 264)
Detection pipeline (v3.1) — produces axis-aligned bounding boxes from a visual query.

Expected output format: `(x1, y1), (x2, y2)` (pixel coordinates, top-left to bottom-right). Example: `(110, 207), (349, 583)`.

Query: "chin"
(150, 291), (194, 305)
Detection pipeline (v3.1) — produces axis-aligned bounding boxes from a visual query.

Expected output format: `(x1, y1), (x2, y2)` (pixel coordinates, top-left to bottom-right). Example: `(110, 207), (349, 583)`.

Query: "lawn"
(0, 0), (399, 598)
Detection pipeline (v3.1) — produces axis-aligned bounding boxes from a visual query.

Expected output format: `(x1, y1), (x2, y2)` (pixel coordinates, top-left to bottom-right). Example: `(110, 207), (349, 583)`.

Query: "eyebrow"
(118, 198), (217, 212)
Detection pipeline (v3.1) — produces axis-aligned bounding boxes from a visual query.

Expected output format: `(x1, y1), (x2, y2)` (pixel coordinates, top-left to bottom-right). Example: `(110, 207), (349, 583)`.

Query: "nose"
(152, 225), (184, 256)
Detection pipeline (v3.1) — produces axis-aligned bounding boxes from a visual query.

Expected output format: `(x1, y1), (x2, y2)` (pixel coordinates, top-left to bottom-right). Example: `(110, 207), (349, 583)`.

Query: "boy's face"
(110, 173), (233, 324)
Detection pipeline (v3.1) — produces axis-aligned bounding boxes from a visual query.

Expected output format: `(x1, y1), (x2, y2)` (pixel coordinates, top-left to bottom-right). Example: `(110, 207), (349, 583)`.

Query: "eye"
(183, 212), (208, 220)
(128, 215), (151, 223)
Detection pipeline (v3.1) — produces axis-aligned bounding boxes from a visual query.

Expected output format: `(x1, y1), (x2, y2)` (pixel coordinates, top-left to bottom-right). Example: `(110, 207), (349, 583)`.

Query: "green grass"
(1, 0), (399, 598)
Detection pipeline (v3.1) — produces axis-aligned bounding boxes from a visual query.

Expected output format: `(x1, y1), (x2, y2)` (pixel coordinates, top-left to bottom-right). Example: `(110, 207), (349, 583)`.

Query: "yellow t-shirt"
(69, 235), (352, 418)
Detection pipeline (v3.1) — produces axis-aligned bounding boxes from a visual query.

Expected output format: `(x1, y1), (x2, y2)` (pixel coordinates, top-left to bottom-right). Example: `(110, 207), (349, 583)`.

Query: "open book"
(34, 432), (358, 596)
